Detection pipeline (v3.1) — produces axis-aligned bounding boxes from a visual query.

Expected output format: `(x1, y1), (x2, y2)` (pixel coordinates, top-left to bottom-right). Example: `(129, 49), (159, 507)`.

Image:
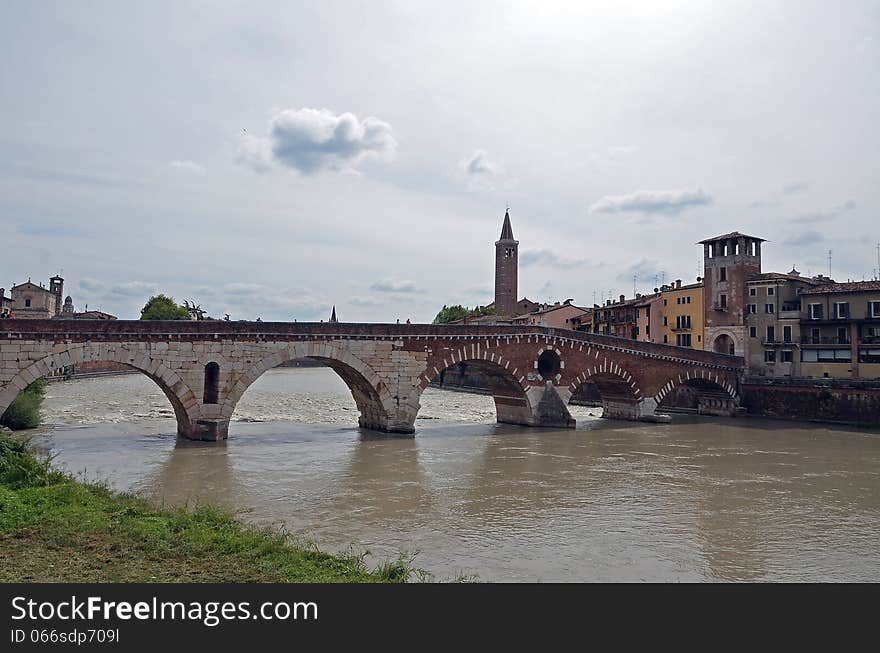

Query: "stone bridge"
(0, 320), (743, 440)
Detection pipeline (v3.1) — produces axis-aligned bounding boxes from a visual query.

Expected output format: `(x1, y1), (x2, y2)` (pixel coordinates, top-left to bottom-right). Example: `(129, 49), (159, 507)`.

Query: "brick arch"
(566, 357), (644, 420)
(0, 343), (200, 436)
(220, 341), (397, 431)
(654, 370), (739, 416)
(417, 348), (537, 426)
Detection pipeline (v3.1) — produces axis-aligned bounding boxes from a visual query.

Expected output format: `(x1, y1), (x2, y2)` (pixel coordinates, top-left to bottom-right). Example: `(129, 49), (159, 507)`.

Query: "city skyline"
(1, 1), (878, 321)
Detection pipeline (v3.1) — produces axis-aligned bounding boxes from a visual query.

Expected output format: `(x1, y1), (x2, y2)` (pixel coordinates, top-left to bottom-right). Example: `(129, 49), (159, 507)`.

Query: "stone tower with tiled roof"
(494, 209), (518, 317)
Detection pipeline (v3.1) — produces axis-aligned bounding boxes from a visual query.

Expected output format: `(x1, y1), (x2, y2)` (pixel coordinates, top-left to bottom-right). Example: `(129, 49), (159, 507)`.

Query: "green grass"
(0, 434), (428, 582)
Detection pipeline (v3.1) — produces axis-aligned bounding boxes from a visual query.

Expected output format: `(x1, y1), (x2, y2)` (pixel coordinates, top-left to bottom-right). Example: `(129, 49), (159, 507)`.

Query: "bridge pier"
(601, 397), (670, 423)
(181, 418), (230, 442)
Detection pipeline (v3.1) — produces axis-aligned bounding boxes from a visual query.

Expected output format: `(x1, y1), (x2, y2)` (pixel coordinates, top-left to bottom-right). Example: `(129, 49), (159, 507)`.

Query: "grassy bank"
(0, 435), (415, 582)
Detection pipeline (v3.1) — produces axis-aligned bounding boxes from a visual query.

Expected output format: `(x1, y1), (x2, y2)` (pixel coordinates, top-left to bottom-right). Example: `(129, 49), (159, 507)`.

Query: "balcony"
(778, 310), (802, 320)
(712, 303), (727, 312)
(800, 336), (852, 345)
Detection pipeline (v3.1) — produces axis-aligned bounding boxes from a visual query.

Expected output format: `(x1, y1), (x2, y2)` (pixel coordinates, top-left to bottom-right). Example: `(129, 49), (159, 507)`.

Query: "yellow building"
(659, 280), (704, 349)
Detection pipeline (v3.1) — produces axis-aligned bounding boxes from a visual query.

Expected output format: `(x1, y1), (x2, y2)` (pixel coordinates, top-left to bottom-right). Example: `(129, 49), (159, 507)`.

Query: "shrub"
(0, 378), (46, 430)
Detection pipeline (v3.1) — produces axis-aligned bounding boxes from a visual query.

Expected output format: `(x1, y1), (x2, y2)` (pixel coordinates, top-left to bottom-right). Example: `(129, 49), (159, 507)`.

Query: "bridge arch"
(221, 342), (399, 432)
(418, 348), (540, 427)
(0, 343), (201, 436)
(654, 370), (739, 417)
(567, 361), (648, 420)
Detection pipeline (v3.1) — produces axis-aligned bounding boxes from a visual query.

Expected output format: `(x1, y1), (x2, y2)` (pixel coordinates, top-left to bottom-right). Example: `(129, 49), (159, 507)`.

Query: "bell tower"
(494, 209), (518, 316)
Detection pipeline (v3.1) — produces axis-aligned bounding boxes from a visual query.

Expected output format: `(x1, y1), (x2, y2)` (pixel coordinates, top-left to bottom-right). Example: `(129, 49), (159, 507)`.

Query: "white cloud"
(238, 108), (397, 175)
(78, 278), (104, 292)
(370, 279), (423, 293)
(459, 149), (505, 190)
(108, 281), (158, 297)
(520, 249), (590, 270)
(589, 189), (712, 215)
(790, 199), (856, 224)
(170, 160), (206, 175)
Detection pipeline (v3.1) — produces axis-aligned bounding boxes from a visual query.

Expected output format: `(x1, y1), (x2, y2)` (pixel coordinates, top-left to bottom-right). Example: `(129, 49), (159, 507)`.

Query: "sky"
(1, 0), (878, 322)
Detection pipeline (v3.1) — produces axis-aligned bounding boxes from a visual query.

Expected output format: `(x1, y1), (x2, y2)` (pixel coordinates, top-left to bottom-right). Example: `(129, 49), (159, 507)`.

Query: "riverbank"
(0, 435), (412, 582)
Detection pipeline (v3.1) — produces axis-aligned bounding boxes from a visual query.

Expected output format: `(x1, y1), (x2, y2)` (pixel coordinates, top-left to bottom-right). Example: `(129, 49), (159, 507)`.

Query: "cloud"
(78, 278), (104, 292)
(108, 281), (158, 296)
(783, 230), (824, 247)
(370, 279), (423, 293)
(238, 108), (397, 175)
(790, 199), (856, 224)
(616, 258), (662, 284)
(170, 160), (206, 175)
(589, 189), (711, 215)
(782, 182), (809, 194)
(520, 249), (590, 270)
(459, 149), (504, 190)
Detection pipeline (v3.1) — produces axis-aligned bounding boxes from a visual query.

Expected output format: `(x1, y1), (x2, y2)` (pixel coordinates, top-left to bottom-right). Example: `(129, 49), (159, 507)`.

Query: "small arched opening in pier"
(203, 362), (220, 404)
(712, 334), (736, 355)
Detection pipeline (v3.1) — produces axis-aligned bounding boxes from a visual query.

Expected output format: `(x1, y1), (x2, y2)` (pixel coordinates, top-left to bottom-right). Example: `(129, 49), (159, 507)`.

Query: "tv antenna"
(827, 249), (833, 278)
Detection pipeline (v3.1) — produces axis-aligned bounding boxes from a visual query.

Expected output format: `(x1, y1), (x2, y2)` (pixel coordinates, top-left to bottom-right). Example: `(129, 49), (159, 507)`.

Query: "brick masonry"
(0, 319), (744, 440)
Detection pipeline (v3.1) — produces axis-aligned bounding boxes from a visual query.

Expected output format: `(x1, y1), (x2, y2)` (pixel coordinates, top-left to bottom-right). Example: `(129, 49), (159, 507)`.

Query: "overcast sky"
(1, 1), (878, 321)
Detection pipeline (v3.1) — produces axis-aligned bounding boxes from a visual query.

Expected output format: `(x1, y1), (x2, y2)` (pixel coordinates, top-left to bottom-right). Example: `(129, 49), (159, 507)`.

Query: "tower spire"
(329, 305), (338, 323)
(499, 207), (515, 241)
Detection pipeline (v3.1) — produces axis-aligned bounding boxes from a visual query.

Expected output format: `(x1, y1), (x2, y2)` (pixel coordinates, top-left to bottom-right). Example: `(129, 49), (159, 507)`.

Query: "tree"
(432, 304), (497, 324)
(1, 379), (46, 430)
(140, 294), (191, 320)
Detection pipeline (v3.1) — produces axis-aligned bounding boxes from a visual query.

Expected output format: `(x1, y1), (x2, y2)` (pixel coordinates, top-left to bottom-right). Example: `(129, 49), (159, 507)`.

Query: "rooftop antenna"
(875, 243), (879, 280)
(633, 274), (637, 297)
(828, 249), (833, 278)
(660, 270), (666, 286)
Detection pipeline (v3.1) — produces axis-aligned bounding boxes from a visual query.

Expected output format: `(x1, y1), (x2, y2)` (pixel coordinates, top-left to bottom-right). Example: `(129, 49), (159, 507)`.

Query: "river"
(28, 367), (880, 581)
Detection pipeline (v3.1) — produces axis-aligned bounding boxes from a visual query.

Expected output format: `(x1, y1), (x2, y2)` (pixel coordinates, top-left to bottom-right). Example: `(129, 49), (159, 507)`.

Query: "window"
(802, 349), (851, 363)
(834, 302), (849, 319)
(676, 297), (681, 305)
(749, 288), (757, 297)
(663, 335), (668, 343)
(24, 298), (31, 307)
(720, 294), (727, 308)
(871, 301), (880, 318)
(764, 350), (776, 363)
(860, 349), (880, 364)
(663, 299), (667, 306)
(783, 325), (792, 343)
(765, 303), (774, 314)
(663, 316), (668, 326)
(747, 304), (757, 314)
(750, 241), (757, 256)
(750, 326), (757, 338)
(698, 335), (701, 342)
(810, 327), (820, 344)
(766, 326), (775, 343)
(781, 350), (793, 363)
(676, 334), (692, 347)
(767, 287), (775, 296)
(720, 267), (727, 281)
(734, 242), (740, 255)
(837, 327), (849, 344)
(504, 247), (514, 258)
(808, 304), (823, 320)
(722, 243), (729, 256)
(203, 362), (220, 404)
(686, 296), (691, 304)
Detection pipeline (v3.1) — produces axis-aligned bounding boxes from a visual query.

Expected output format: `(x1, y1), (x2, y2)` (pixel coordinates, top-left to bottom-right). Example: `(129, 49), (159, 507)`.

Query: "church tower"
(494, 209), (518, 316)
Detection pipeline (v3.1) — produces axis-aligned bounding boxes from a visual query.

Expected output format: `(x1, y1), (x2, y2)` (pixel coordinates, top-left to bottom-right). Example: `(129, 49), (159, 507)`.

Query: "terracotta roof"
(801, 280), (880, 295)
(698, 231), (766, 244)
(747, 272), (821, 284)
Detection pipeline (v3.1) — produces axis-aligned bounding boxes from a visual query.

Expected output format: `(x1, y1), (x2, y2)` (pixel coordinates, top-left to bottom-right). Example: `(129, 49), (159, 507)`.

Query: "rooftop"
(801, 280), (880, 295)
(698, 231), (766, 244)
(746, 272), (823, 284)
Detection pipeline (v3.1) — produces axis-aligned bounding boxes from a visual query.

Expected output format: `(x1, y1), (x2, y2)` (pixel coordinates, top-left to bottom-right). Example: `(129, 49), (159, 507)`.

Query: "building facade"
(658, 280), (704, 349)
(797, 281), (880, 379)
(7, 276), (65, 319)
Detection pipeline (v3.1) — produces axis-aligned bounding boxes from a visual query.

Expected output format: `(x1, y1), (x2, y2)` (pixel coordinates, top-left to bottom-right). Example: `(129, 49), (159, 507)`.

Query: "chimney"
(675, 279), (682, 289)
(606, 299), (611, 306)
(619, 294), (625, 303)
